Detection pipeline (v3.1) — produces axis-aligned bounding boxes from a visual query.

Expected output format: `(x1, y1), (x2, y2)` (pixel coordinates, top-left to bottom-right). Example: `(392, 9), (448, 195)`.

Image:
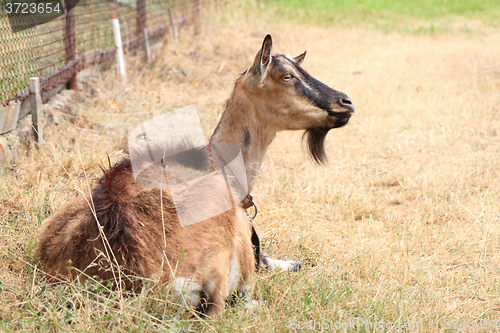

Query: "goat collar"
(240, 194), (258, 219)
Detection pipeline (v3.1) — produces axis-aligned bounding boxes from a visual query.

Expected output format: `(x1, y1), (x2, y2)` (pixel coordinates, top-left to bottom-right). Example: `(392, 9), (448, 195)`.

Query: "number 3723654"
(5, 2), (62, 14)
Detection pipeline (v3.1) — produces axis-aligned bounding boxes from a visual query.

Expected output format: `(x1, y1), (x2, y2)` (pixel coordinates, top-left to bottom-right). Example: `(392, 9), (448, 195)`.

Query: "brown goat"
(37, 35), (354, 317)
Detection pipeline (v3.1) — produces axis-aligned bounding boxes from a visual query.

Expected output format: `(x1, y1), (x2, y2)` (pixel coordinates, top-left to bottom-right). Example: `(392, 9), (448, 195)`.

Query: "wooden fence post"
(136, 0), (146, 36)
(30, 78), (43, 143)
(64, 4), (77, 90)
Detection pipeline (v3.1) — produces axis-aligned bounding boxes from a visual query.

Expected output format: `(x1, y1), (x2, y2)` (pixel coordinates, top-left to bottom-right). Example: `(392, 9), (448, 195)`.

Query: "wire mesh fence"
(0, 0), (197, 108)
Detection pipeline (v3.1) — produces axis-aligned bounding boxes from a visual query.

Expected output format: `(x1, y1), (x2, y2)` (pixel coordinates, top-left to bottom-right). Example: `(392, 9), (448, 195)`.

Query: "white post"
(30, 77), (43, 143)
(112, 15), (126, 81)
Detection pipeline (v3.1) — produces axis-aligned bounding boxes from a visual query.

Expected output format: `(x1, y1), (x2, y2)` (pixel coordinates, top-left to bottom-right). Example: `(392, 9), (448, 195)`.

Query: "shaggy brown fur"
(38, 152), (255, 317)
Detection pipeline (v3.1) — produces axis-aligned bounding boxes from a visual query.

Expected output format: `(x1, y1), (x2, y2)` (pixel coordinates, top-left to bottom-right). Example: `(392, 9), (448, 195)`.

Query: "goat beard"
(302, 127), (331, 165)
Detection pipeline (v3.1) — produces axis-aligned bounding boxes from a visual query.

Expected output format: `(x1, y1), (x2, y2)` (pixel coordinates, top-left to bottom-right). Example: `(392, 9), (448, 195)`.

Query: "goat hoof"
(288, 261), (303, 272)
(260, 255), (304, 272)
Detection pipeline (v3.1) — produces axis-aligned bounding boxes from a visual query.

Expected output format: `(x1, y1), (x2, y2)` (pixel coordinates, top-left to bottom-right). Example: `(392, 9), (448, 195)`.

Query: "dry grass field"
(1, 2), (500, 332)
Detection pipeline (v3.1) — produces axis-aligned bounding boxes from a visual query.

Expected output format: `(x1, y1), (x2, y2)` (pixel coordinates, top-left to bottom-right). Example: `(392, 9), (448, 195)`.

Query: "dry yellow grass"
(1, 3), (500, 331)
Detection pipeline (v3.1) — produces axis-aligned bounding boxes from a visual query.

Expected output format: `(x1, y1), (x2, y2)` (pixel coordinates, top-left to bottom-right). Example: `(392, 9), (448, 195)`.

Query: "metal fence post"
(30, 78), (43, 143)
(142, 29), (151, 63)
(64, 4), (77, 90)
(168, 8), (178, 42)
(112, 15), (127, 81)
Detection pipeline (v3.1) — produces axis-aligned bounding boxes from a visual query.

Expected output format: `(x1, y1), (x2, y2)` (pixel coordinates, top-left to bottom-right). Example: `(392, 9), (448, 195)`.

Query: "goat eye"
(283, 75), (291, 81)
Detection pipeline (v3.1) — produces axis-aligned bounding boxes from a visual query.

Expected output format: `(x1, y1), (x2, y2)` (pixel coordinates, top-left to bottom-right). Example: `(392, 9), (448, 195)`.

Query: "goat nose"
(340, 97), (352, 106)
(338, 97), (355, 113)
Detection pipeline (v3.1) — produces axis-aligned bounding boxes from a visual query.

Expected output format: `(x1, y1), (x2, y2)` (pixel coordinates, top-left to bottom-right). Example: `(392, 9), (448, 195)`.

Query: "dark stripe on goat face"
(292, 64), (348, 112)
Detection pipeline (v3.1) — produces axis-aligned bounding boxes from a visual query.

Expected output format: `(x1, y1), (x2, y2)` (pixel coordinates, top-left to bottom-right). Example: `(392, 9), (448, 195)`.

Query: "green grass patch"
(259, 0), (500, 32)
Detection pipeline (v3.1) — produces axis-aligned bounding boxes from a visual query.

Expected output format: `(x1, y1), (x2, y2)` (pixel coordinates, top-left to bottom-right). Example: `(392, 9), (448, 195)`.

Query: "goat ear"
(294, 51), (306, 66)
(260, 34), (272, 70)
(247, 34), (273, 87)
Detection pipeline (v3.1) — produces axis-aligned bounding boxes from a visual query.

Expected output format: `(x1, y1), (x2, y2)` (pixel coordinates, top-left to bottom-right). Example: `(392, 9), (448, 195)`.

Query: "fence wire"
(0, 0), (196, 107)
